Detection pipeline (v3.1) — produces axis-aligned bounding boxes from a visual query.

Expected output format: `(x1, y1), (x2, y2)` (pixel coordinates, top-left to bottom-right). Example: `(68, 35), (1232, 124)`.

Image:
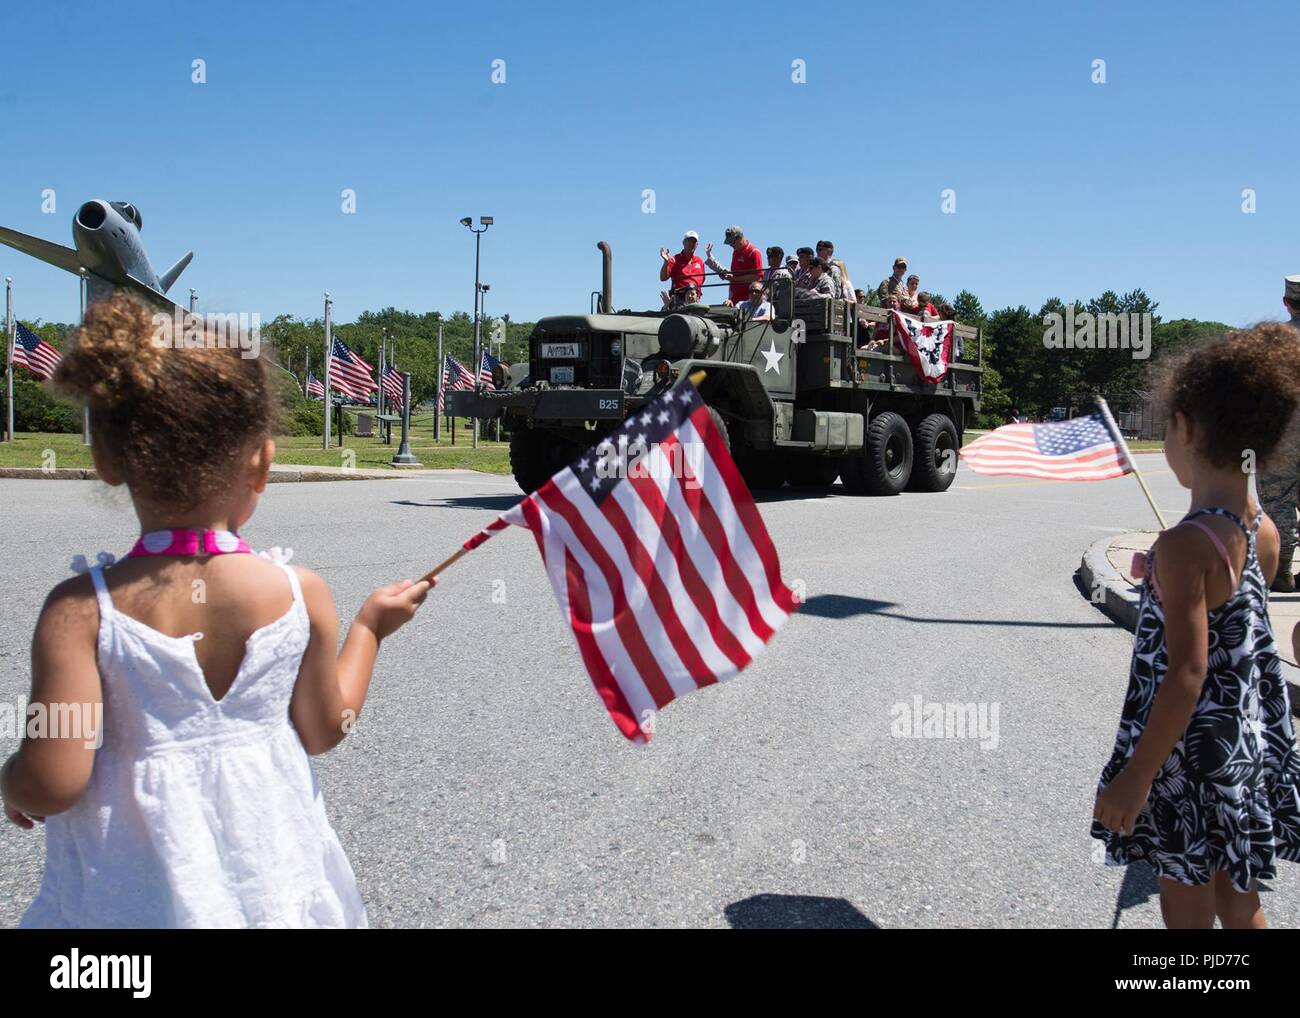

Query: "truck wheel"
(844, 411), (913, 495)
(909, 413), (960, 492)
(509, 427), (562, 495)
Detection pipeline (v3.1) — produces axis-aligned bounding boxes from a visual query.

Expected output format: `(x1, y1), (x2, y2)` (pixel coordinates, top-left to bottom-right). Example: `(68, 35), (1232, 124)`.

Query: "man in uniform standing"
(1257, 274), (1300, 591)
(877, 256), (910, 305)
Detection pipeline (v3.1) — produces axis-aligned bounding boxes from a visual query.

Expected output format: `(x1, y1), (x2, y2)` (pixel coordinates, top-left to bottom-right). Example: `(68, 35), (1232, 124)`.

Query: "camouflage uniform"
(877, 273), (908, 304)
(1257, 290), (1300, 581)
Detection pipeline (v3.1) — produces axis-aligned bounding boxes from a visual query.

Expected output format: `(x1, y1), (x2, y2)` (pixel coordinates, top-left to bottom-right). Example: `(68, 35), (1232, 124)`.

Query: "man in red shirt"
(706, 225), (763, 305)
(658, 231), (705, 307)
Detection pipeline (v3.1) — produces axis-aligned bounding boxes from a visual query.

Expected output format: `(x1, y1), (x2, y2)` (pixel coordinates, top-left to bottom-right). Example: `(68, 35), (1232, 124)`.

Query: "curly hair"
(1156, 322), (1300, 469)
(52, 293), (273, 508)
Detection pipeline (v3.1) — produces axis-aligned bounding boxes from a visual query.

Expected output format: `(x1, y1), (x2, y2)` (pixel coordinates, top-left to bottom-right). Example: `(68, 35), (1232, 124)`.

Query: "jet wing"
(0, 225), (82, 276)
(123, 272), (187, 313)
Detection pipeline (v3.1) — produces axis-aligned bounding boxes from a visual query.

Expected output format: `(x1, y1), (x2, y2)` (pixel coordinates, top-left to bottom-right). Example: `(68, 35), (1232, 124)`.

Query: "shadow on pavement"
(1110, 862), (1159, 928)
(725, 894), (879, 929)
(391, 495), (522, 511)
(800, 593), (1117, 628)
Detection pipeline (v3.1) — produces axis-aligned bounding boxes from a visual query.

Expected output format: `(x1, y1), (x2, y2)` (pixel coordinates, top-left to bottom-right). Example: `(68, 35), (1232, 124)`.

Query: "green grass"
(0, 417), (513, 475)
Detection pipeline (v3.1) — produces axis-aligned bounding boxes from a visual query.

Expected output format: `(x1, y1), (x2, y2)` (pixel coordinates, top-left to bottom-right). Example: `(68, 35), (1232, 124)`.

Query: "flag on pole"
(959, 411), (1133, 481)
(437, 354), (474, 415)
(305, 373), (325, 399)
(479, 350), (501, 389)
(11, 322), (62, 380)
(452, 379), (798, 743)
(328, 338), (377, 400)
(380, 365), (405, 404)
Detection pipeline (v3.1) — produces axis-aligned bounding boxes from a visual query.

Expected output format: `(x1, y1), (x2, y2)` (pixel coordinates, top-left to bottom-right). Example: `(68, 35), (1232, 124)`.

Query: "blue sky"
(1, 0), (1296, 327)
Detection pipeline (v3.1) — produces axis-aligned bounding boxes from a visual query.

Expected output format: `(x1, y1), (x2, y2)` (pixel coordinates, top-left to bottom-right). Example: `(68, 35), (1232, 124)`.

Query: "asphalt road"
(2, 459), (1297, 929)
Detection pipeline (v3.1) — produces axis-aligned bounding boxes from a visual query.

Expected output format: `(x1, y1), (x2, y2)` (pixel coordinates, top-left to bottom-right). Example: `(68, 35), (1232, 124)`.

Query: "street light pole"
(460, 215), (492, 449)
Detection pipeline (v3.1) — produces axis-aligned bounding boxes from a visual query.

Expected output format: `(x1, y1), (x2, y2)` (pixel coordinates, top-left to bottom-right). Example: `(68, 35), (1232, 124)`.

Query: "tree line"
(5, 292), (1237, 434)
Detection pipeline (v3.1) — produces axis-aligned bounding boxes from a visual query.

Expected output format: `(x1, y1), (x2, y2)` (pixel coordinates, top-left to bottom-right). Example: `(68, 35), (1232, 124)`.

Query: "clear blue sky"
(2, 0), (1296, 327)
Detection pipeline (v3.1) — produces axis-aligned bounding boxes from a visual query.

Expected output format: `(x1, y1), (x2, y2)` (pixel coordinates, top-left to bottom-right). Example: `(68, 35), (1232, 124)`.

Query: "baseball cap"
(684, 230), (699, 241)
(894, 256), (908, 268)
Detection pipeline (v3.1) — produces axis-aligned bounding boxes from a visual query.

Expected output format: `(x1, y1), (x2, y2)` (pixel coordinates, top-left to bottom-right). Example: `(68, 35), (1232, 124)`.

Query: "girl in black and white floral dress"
(1092, 323), (1300, 928)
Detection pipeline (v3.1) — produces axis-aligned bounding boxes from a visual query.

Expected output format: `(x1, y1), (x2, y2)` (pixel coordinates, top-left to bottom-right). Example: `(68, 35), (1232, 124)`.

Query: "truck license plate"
(540, 342), (581, 359)
(549, 366), (575, 384)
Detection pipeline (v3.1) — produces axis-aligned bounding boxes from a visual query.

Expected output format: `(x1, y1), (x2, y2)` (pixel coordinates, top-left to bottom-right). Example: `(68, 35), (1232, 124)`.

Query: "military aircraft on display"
(0, 199), (192, 310)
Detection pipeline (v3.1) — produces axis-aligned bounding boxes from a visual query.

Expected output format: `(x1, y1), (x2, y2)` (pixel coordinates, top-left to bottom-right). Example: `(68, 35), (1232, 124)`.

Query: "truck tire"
(509, 427), (563, 495)
(908, 413), (960, 492)
(843, 411), (912, 495)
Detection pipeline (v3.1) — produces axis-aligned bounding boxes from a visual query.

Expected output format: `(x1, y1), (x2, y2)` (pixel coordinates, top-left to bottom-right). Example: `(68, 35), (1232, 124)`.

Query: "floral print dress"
(1091, 507), (1300, 892)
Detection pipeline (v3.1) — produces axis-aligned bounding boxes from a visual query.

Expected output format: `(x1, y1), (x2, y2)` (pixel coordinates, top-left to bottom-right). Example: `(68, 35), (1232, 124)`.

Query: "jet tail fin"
(0, 225), (82, 276)
(158, 251), (193, 293)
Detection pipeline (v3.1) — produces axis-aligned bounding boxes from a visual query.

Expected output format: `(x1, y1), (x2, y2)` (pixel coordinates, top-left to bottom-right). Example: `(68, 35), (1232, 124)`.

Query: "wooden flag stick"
(419, 546), (468, 585)
(1095, 396), (1167, 530)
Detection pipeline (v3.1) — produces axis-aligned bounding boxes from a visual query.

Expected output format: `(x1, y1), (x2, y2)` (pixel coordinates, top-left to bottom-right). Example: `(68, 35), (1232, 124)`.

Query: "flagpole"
(435, 324), (443, 444)
(1095, 395), (1166, 529)
(5, 278), (13, 443)
(304, 347), (310, 397)
(378, 327), (386, 420)
(322, 293), (332, 450)
(79, 271), (90, 446)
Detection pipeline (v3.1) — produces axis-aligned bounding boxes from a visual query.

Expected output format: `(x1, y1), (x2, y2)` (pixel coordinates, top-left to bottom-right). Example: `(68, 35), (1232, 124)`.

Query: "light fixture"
(459, 217), (472, 227)
(480, 216), (494, 226)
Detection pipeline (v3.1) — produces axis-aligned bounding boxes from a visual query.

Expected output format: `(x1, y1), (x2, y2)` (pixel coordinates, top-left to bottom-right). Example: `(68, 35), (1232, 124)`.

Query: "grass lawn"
(0, 413), (513, 475)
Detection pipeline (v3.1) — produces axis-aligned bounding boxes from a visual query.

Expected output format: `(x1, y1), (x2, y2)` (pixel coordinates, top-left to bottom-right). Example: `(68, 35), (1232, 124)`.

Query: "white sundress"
(21, 558), (368, 928)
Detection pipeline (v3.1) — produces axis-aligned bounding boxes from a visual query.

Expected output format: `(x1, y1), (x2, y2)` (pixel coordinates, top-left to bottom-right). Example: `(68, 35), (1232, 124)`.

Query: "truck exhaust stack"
(597, 240), (612, 313)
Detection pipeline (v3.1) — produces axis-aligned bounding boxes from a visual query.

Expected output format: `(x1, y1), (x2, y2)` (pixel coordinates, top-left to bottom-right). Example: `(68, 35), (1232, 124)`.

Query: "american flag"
(479, 350), (501, 389)
(959, 411), (1132, 481)
(438, 354), (474, 415)
(328, 338), (377, 400)
(305, 373), (325, 399)
(11, 322), (62, 380)
(380, 365), (405, 404)
(452, 380), (798, 743)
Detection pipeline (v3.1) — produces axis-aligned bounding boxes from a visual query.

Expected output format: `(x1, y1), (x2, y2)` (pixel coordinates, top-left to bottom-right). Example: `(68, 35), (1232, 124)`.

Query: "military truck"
(448, 241), (983, 495)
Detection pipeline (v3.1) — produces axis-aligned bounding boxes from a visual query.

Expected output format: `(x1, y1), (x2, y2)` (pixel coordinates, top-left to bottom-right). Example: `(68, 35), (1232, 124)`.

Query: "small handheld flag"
(424, 377), (798, 743)
(959, 411), (1131, 482)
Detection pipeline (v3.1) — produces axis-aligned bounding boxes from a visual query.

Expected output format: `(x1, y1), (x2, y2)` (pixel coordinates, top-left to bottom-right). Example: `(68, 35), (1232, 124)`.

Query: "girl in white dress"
(1, 294), (432, 928)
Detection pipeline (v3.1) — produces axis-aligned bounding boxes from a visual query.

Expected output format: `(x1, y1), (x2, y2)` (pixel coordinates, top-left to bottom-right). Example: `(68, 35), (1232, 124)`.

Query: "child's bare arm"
(1, 578), (102, 825)
(1095, 528), (1209, 834)
(288, 567), (431, 755)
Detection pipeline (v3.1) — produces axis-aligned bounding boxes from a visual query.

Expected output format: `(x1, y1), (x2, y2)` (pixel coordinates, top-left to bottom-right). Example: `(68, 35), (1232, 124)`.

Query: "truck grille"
(530, 329), (621, 389)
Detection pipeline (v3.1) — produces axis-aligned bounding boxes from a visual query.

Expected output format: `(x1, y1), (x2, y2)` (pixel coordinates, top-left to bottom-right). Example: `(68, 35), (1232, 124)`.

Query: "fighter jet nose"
(75, 200), (109, 230)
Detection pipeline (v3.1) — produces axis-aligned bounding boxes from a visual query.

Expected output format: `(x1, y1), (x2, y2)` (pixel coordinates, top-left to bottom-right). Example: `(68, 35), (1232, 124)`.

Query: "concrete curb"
(0, 466), (504, 483)
(1078, 535), (1140, 630)
(1079, 534), (1300, 713)
(0, 467), (99, 480)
